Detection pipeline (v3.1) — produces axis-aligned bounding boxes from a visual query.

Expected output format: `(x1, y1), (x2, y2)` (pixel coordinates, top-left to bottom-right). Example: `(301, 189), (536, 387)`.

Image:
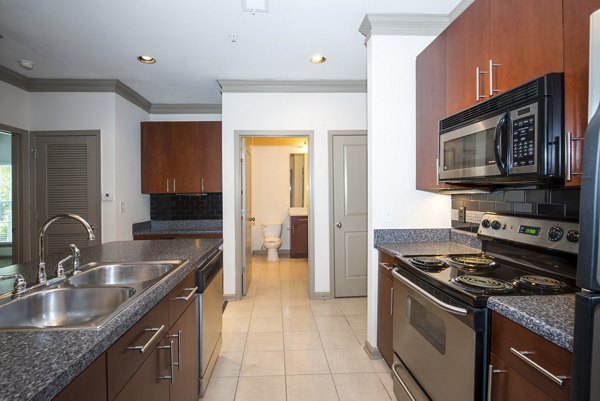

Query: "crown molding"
(149, 103), (222, 114)
(0, 64), (30, 91)
(115, 81), (152, 112)
(359, 0), (475, 40)
(218, 80), (367, 93)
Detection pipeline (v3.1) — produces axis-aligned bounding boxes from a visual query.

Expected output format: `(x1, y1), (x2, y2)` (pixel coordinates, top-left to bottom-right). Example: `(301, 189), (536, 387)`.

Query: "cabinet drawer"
(378, 251), (394, 280)
(491, 313), (571, 400)
(168, 270), (198, 327)
(107, 299), (169, 400)
(488, 353), (554, 401)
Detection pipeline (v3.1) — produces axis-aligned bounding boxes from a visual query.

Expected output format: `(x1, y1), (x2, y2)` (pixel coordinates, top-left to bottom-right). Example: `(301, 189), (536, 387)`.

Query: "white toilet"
(262, 222), (283, 262)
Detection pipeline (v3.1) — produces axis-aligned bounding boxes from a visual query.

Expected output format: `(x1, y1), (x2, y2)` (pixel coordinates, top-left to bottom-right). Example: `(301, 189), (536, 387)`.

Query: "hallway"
(201, 256), (396, 401)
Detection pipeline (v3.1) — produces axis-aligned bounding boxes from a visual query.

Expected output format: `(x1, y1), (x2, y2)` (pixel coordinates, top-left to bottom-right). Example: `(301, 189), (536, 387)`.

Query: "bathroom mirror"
(290, 153), (307, 208)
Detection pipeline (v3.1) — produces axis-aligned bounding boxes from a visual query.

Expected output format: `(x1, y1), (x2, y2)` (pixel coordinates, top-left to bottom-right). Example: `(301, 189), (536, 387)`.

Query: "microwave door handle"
(494, 113), (509, 175)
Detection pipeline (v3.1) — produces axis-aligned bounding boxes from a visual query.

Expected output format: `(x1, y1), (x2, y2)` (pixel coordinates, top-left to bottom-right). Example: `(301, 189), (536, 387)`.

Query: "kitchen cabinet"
(377, 251), (394, 367)
(563, 0), (600, 186)
(113, 345), (170, 401)
(141, 121), (222, 194)
(169, 301), (199, 401)
(290, 215), (308, 258)
(445, 0), (563, 116)
(488, 312), (571, 401)
(52, 355), (107, 401)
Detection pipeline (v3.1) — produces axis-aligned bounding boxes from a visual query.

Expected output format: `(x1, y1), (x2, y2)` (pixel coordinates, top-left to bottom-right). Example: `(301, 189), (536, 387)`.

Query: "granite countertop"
(377, 241), (481, 257)
(0, 239), (222, 401)
(487, 294), (575, 352)
(132, 220), (223, 236)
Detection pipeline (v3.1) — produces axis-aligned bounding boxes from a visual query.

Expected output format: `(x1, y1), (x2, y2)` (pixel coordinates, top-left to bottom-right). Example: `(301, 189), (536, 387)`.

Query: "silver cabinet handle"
(509, 347), (569, 386)
(173, 286), (198, 301)
(392, 269), (468, 316)
(487, 364), (506, 401)
(392, 362), (417, 401)
(126, 325), (166, 353)
(158, 340), (175, 384)
(166, 179), (169, 192)
(476, 66), (488, 101)
(565, 131), (584, 181)
(201, 178), (205, 192)
(379, 262), (393, 271)
(489, 59), (501, 96)
(336, 222), (342, 228)
(390, 287), (394, 316)
(173, 179), (176, 192)
(168, 330), (182, 370)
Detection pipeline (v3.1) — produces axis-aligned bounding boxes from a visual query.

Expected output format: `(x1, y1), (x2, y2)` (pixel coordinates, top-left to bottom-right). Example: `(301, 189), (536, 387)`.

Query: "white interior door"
(333, 134), (368, 297)
(241, 138), (254, 295)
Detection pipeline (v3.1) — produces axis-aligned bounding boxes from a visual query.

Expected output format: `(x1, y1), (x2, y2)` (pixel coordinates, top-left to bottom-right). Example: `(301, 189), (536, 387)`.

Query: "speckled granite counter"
(375, 228), (481, 257)
(132, 219), (222, 236)
(488, 294), (575, 352)
(377, 241), (481, 257)
(0, 239), (222, 401)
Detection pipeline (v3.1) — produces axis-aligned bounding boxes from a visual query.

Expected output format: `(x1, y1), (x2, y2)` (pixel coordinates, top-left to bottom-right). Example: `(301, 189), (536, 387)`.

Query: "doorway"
(236, 131), (314, 300)
(330, 131), (368, 297)
(0, 131), (14, 267)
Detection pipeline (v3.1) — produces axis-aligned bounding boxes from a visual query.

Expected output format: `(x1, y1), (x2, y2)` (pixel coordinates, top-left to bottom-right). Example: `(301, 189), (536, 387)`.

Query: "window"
(0, 163), (12, 243)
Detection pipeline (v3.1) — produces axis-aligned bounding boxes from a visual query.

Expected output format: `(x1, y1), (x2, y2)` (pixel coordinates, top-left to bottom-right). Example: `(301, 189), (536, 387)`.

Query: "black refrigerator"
(572, 9), (600, 401)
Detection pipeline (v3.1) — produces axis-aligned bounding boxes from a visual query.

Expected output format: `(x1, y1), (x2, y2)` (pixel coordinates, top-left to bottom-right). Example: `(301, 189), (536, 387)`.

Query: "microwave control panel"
(512, 115), (536, 167)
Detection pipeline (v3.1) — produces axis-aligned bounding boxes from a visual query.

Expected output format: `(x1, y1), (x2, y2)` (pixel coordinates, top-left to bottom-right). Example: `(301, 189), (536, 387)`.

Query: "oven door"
(392, 269), (487, 401)
(439, 113), (509, 181)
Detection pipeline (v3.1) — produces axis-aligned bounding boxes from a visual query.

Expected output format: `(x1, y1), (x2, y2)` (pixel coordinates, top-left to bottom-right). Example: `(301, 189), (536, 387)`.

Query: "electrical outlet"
(458, 206), (467, 223)
(119, 201), (125, 213)
(102, 193), (113, 201)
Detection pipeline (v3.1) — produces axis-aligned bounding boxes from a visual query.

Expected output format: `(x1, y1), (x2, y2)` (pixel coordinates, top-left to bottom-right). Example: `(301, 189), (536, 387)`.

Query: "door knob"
(249, 217), (255, 222)
(336, 222), (342, 228)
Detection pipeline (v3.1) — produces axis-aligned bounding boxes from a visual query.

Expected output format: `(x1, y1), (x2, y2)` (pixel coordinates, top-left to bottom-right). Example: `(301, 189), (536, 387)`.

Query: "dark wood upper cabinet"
(141, 121), (222, 194)
(563, 0), (600, 186)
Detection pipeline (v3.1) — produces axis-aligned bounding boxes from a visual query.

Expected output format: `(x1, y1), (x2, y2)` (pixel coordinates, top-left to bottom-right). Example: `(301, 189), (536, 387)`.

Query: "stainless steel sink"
(67, 262), (175, 286)
(0, 286), (135, 329)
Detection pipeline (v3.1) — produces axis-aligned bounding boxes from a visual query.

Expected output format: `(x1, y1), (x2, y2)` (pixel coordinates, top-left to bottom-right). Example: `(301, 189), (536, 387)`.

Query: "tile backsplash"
(150, 193), (223, 220)
(451, 188), (580, 232)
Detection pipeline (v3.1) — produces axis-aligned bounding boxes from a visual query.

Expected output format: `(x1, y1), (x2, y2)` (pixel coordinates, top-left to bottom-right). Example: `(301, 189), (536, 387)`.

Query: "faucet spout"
(37, 213), (95, 284)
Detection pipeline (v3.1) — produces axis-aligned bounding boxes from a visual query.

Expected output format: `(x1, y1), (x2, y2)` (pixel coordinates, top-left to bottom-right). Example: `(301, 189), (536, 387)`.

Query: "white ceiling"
(0, 0), (460, 104)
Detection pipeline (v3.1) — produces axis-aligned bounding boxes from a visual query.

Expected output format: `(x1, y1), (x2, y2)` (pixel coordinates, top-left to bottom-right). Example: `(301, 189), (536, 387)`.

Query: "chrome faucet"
(38, 214), (95, 284)
(0, 274), (27, 297)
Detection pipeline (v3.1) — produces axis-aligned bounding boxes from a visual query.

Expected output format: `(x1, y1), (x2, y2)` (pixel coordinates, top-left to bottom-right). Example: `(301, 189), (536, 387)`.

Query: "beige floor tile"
(282, 296), (310, 306)
(334, 298), (367, 316)
(286, 374), (340, 401)
(223, 302), (254, 319)
(201, 377), (238, 401)
(332, 373), (391, 401)
(285, 349), (330, 375)
(319, 331), (362, 350)
(240, 351), (285, 376)
(221, 332), (247, 353)
(310, 301), (344, 317)
(223, 318), (250, 333)
(283, 317), (317, 332)
(325, 349), (375, 374)
(245, 332), (284, 351)
(371, 358), (391, 373)
(345, 315), (367, 331)
(377, 372), (397, 400)
(254, 294), (283, 305)
(252, 304), (282, 318)
(315, 316), (352, 332)
(235, 376), (286, 401)
(248, 317), (283, 333)
(284, 331), (323, 350)
(282, 304), (313, 318)
(213, 352), (244, 377)
(352, 329), (367, 345)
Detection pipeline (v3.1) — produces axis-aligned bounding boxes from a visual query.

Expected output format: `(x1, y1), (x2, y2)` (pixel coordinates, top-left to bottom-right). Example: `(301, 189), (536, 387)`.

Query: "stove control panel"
(478, 213), (579, 254)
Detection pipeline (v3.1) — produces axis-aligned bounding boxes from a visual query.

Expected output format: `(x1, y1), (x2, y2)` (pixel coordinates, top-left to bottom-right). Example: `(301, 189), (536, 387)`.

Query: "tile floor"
(201, 255), (397, 401)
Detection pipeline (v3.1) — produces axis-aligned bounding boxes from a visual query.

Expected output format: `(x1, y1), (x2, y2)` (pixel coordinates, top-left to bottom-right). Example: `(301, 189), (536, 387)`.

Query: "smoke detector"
(18, 60), (34, 70)
(242, 0), (269, 14)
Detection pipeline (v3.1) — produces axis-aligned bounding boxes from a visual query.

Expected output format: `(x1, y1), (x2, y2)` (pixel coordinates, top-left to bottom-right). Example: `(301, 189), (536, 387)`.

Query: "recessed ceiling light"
(137, 55), (156, 64)
(18, 59), (34, 70)
(310, 55), (326, 64)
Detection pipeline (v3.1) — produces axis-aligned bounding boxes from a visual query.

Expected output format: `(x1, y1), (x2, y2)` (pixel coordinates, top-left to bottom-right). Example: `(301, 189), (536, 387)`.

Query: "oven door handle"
(392, 270), (468, 316)
(494, 112), (509, 176)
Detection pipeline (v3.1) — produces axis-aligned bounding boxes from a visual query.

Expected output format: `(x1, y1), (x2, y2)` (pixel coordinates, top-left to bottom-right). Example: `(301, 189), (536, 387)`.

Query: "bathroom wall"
(250, 137), (307, 252)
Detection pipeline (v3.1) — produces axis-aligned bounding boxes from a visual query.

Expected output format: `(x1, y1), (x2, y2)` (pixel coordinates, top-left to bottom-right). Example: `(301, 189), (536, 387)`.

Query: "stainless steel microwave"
(438, 73), (564, 185)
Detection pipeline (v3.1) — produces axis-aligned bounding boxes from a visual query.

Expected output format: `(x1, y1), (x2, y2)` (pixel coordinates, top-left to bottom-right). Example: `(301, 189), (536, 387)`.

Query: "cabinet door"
(445, 0), (490, 115)
(113, 344), (171, 401)
(488, 353), (554, 401)
(564, 0), (600, 186)
(290, 216), (308, 258)
(171, 122), (202, 193)
(377, 252), (394, 367)
(416, 33), (454, 191)
(489, 0), (563, 95)
(53, 355), (107, 401)
(198, 122), (222, 192)
(141, 122), (172, 194)
(169, 301), (200, 401)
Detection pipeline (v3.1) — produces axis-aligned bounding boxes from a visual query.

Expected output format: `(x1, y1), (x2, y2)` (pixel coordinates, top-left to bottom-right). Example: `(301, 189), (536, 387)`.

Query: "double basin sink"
(0, 260), (185, 330)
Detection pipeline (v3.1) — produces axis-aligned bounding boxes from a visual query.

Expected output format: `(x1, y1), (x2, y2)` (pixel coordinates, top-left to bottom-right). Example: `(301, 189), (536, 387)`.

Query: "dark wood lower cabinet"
(169, 300), (199, 401)
(290, 216), (308, 258)
(377, 251), (394, 367)
(52, 355), (107, 401)
(114, 345), (170, 401)
(488, 353), (554, 401)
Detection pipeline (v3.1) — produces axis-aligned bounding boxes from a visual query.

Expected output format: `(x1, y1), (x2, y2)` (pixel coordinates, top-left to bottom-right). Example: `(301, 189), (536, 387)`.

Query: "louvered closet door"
(34, 132), (100, 257)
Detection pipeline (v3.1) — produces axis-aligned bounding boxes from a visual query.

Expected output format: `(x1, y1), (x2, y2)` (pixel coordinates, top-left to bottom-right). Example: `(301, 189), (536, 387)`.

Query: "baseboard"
(252, 249), (291, 256)
(363, 340), (383, 360)
(223, 294), (239, 301)
(311, 291), (332, 300)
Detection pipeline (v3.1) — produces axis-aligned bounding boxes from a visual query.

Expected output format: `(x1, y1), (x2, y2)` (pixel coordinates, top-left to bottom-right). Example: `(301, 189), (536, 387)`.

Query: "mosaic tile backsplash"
(150, 193), (223, 220)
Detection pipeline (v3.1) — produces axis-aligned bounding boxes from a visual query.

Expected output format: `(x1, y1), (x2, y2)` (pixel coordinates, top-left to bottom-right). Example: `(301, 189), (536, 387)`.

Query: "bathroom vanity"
(290, 215), (308, 258)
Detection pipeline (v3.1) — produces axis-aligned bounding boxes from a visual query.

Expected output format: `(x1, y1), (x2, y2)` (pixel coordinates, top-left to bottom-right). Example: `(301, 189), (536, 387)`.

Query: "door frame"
(30, 130), (102, 253)
(0, 122), (30, 263)
(233, 130), (315, 299)
(328, 130), (368, 298)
